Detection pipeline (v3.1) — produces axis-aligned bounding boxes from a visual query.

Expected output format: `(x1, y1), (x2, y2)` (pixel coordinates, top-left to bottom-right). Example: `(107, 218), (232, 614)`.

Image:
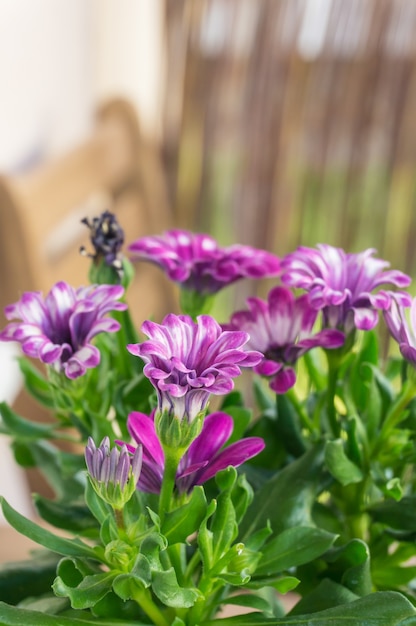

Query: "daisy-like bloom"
(281, 245), (411, 334)
(85, 436), (143, 508)
(384, 293), (416, 366)
(127, 314), (262, 422)
(0, 282), (127, 379)
(120, 411), (264, 494)
(228, 286), (345, 393)
(128, 229), (281, 295)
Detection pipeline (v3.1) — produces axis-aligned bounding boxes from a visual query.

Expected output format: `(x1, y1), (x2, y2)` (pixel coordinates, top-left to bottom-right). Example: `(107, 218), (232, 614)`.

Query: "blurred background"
(2, 0), (416, 539)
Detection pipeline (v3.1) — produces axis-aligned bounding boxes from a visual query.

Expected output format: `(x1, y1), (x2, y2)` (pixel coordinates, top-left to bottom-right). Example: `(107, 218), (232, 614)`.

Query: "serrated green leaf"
(152, 568), (200, 608)
(255, 527), (337, 576)
(53, 572), (116, 609)
(324, 440), (363, 486)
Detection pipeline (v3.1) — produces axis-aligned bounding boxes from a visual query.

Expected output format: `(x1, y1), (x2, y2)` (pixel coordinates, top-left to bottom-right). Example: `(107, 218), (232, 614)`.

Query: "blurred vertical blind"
(162, 0), (416, 284)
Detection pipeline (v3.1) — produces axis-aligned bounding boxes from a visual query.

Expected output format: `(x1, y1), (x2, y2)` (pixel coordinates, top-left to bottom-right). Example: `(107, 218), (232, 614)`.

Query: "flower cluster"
(2, 217), (416, 626)
(0, 282), (126, 379)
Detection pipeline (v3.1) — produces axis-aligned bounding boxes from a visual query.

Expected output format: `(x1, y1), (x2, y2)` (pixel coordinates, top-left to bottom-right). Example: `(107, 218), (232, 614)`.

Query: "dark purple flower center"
(264, 344), (289, 363)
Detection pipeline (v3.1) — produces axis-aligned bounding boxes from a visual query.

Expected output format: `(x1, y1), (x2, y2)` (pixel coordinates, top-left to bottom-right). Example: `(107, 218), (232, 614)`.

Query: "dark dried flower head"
(81, 211), (125, 277)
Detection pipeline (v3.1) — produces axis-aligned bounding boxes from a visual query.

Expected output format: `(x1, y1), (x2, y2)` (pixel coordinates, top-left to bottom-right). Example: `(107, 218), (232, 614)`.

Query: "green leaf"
(239, 444), (325, 540)
(255, 527), (337, 576)
(275, 395), (306, 458)
(223, 406), (252, 445)
(225, 594), (273, 614)
(288, 578), (359, 615)
(0, 498), (99, 560)
(18, 358), (55, 408)
(0, 601), (141, 624)
(349, 331), (378, 413)
(325, 539), (371, 597)
(85, 480), (112, 525)
(0, 552), (60, 605)
(16, 441), (85, 501)
(112, 553), (152, 598)
(369, 496), (416, 531)
(253, 378), (275, 411)
(34, 495), (98, 533)
(0, 402), (55, 439)
(245, 576), (299, 593)
(152, 568), (201, 608)
(202, 591), (416, 624)
(162, 486), (207, 544)
(53, 572), (116, 609)
(324, 440), (363, 486)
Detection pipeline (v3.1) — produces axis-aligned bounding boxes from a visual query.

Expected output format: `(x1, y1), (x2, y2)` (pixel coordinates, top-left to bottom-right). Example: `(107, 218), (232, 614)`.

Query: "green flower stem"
(168, 543), (186, 587)
(158, 446), (182, 523)
(185, 548), (201, 584)
(326, 351), (342, 439)
(373, 379), (416, 455)
(286, 388), (316, 433)
(113, 309), (136, 378)
(114, 508), (125, 531)
(131, 587), (169, 626)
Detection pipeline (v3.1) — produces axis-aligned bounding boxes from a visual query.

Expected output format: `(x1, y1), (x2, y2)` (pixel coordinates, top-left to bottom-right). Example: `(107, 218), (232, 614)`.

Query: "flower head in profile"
(281, 245), (411, 334)
(0, 282), (127, 379)
(228, 286), (344, 393)
(120, 411), (264, 494)
(129, 229), (281, 295)
(81, 211), (125, 277)
(85, 436), (142, 508)
(127, 314), (262, 422)
(384, 293), (416, 366)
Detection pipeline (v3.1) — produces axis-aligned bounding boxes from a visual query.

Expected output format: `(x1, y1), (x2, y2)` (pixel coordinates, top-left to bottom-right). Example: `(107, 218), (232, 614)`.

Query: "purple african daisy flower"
(281, 245), (411, 334)
(228, 286), (344, 393)
(120, 411), (264, 494)
(384, 293), (416, 366)
(0, 282), (127, 379)
(85, 436), (143, 508)
(127, 313), (262, 422)
(128, 229), (281, 295)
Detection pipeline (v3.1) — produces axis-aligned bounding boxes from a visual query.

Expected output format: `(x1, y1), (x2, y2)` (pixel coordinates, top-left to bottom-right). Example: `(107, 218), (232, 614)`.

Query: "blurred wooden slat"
(162, 0), (416, 294)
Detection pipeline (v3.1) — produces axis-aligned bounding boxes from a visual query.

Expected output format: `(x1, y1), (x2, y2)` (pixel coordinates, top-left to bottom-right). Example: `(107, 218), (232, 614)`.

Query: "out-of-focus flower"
(128, 229), (281, 295)
(80, 211), (125, 275)
(228, 286), (344, 393)
(85, 436), (142, 508)
(121, 411), (264, 494)
(281, 245), (411, 334)
(0, 282), (127, 379)
(384, 293), (416, 366)
(127, 314), (262, 422)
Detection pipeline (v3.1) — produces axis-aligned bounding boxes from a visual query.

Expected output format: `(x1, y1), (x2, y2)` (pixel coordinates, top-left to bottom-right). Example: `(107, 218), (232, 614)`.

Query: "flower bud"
(85, 437), (142, 509)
